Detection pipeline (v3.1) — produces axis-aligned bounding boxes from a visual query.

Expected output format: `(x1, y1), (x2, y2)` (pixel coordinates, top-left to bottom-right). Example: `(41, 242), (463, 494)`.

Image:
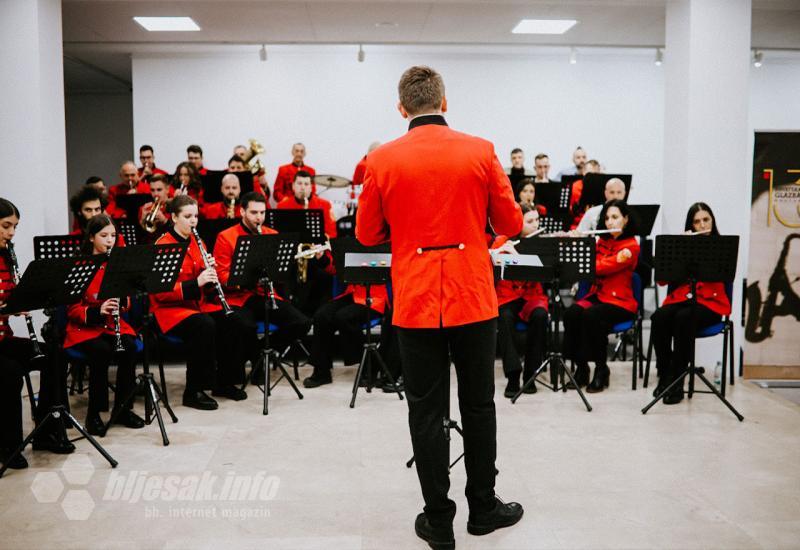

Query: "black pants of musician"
(68, 334), (138, 415)
(0, 337), (67, 450)
(165, 310), (246, 392)
(562, 297), (634, 368)
(497, 301), (548, 379)
(237, 295), (311, 361)
(291, 261), (334, 317)
(650, 301), (721, 382)
(396, 318), (497, 527)
(309, 295), (375, 371)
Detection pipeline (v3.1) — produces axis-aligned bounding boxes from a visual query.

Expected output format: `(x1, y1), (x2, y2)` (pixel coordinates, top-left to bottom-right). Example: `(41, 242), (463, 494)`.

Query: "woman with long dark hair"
(650, 202), (730, 404)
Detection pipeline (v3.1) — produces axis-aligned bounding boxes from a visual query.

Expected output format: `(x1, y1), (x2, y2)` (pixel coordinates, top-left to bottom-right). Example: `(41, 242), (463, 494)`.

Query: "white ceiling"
(61, 0), (800, 92)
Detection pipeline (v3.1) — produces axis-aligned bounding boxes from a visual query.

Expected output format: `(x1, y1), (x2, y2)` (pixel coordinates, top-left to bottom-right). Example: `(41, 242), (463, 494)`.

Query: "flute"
(581, 228), (622, 235)
(190, 227), (233, 315)
(687, 229), (711, 235)
(6, 242), (45, 360)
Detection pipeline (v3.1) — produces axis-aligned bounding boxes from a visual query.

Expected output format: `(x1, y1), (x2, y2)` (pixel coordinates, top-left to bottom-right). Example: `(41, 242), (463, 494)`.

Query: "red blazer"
(150, 229), (221, 333)
(273, 163), (316, 203)
(138, 166), (168, 181)
(662, 281), (731, 316)
(568, 179), (584, 229)
(0, 250), (16, 342)
(213, 222), (284, 308)
(64, 260), (136, 348)
(352, 156), (367, 185)
(276, 195), (337, 238)
(202, 202), (242, 221)
(108, 181), (151, 218)
(578, 236), (640, 313)
(356, 117), (522, 328)
(491, 235), (548, 321)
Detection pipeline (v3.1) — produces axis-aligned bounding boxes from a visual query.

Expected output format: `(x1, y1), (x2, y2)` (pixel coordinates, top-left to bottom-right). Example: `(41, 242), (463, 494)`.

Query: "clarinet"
(6, 242), (45, 360)
(105, 249), (125, 353)
(190, 227), (233, 315)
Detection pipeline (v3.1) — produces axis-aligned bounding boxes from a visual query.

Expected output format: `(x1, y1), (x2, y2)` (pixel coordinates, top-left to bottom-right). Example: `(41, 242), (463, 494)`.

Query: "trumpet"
(294, 242), (331, 260)
(296, 192), (314, 282)
(226, 197), (236, 219)
(6, 242), (45, 360)
(190, 227), (233, 315)
(143, 198), (163, 233)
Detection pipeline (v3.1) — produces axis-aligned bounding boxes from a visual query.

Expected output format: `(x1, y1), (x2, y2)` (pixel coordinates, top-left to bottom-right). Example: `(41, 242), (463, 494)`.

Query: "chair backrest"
(632, 272), (643, 313)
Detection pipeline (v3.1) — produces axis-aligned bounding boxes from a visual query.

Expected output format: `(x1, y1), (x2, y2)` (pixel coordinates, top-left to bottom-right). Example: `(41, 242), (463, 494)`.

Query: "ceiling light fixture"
(358, 44), (365, 63)
(512, 19), (577, 35)
(569, 47), (578, 65)
(259, 44), (267, 62)
(374, 22), (399, 28)
(753, 50), (763, 68)
(655, 48), (663, 66)
(133, 16), (200, 32)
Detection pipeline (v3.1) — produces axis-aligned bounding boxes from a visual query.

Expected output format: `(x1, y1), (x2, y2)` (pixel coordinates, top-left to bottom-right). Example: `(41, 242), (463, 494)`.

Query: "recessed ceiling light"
(375, 22), (399, 28)
(512, 19), (577, 35)
(133, 16), (200, 32)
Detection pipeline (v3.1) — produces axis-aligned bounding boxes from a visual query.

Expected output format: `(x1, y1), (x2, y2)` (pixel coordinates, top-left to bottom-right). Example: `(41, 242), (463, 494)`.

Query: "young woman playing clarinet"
(650, 202), (730, 404)
(562, 199), (639, 393)
(492, 204), (549, 398)
(63, 215), (144, 436)
(150, 195), (247, 410)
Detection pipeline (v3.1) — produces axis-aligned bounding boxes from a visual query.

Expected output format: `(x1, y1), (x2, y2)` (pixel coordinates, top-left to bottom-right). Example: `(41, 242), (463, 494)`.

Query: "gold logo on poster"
(763, 168), (800, 228)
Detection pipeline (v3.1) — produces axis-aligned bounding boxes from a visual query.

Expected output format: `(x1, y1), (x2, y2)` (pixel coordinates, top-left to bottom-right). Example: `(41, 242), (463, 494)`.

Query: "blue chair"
(644, 282), (735, 397)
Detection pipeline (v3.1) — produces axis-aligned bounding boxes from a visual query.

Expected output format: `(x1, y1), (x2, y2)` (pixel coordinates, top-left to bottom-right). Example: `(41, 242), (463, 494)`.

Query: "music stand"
(115, 193), (152, 221)
(115, 219), (141, 247)
(539, 215), (570, 235)
(228, 232), (301, 415)
(579, 174), (633, 210)
(330, 238), (403, 408)
(34, 235), (82, 260)
(196, 219), (239, 252)
(629, 204), (661, 301)
(534, 181), (573, 216)
(0, 256), (115, 478)
(509, 237), (595, 412)
(641, 235), (743, 420)
(266, 210), (326, 245)
(100, 243), (189, 444)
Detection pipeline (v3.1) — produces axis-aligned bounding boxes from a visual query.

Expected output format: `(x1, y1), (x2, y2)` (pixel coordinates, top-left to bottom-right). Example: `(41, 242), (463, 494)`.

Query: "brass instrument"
(294, 242), (331, 260)
(190, 227), (233, 315)
(105, 249), (125, 353)
(143, 198), (163, 233)
(297, 193), (312, 283)
(6, 242), (45, 360)
(226, 197), (236, 219)
(239, 138), (265, 175)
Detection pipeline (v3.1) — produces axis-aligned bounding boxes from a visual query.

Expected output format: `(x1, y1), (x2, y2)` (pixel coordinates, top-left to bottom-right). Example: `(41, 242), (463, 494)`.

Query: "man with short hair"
(227, 155), (247, 173)
(187, 144), (208, 176)
(139, 174), (171, 235)
(555, 146), (587, 181)
(533, 153), (552, 183)
(356, 65), (524, 549)
(276, 171), (336, 238)
(202, 174), (242, 220)
(273, 143), (316, 203)
(508, 148), (527, 190)
(107, 161), (149, 218)
(576, 178), (627, 233)
(138, 145), (168, 182)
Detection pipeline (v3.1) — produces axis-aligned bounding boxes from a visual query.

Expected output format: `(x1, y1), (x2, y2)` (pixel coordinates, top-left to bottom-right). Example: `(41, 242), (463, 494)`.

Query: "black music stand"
(331, 238), (403, 408)
(34, 234), (82, 260)
(201, 171), (256, 203)
(0, 256), (115, 478)
(115, 219), (141, 246)
(534, 181), (573, 217)
(266, 209), (326, 244)
(229, 232), (301, 415)
(196, 219), (239, 252)
(100, 243), (188, 444)
(539, 215), (570, 235)
(115, 193), (152, 222)
(579, 174), (633, 210)
(509, 237), (596, 412)
(641, 235), (742, 420)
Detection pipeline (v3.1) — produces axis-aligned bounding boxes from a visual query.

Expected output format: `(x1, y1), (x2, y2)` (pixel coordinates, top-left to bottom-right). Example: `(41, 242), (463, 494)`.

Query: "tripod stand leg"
(693, 372), (744, 421)
(150, 377), (178, 423)
(145, 377), (170, 446)
(274, 358), (304, 400)
(0, 415), (54, 478)
(557, 357), (593, 412)
(349, 346), (370, 408)
(372, 350), (404, 400)
(511, 356), (551, 404)
(62, 409), (118, 468)
(641, 371), (689, 414)
(263, 350), (270, 416)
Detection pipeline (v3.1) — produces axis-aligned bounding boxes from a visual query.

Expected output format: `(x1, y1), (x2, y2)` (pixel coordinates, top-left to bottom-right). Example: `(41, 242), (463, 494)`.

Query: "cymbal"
(313, 174), (352, 189)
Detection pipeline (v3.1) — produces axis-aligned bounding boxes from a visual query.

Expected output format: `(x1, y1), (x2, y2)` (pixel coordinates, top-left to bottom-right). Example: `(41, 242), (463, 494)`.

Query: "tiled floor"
(1, 361), (798, 550)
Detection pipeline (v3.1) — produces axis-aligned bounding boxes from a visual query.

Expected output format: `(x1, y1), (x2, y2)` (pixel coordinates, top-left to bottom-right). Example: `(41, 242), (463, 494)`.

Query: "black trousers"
(237, 295), (311, 361)
(0, 337), (66, 448)
(309, 295), (373, 370)
(497, 301), (548, 378)
(290, 261), (334, 316)
(562, 299), (634, 368)
(396, 318), (498, 526)
(166, 310), (246, 391)
(650, 301), (721, 380)
(69, 334), (137, 415)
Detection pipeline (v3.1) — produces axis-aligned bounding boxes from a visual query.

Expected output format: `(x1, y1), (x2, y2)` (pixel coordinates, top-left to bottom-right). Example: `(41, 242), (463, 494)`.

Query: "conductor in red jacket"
(356, 66), (524, 548)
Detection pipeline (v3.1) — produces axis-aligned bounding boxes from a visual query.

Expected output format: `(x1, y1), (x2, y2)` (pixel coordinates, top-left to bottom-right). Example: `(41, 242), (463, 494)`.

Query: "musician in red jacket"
(562, 199), (639, 393)
(276, 171), (337, 238)
(172, 161), (204, 202)
(212, 192), (311, 377)
(273, 143), (316, 202)
(70, 186), (105, 233)
(63, 215), (144, 436)
(356, 66), (524, 547)
(138, 174), (171, 236)
(492, 204), (549, 398)
(150, 195), (247, 410)
(650, 203), (730, 405)
(202, 173), (242, 220)
(137, 144), (168, 183)
(187, 144), (208, 176)
(108, 161), (150, 219)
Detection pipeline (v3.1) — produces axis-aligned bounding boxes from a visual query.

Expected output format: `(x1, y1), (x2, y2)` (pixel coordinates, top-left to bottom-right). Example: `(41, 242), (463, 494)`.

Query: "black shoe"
(653, 378), (668, 397)
(182, 391), (219, 410)
(521, 377), (538, 394)
(303, 370), (332, 388)
(381, 376), (404, 393)
(414, 513), (455, 550)
(565, 363), (590, 390)
(0, 448), (28, 469)
(663, 386), (684, 405)
(503, 376), (521, 398)
(586, 365), (610, 394)
(85, 413), (106, 437)
(32, 431), (75, 454)
(467, 497), (524, 536)
(113, 409), (145, 429)
(212, 385), (248, 401)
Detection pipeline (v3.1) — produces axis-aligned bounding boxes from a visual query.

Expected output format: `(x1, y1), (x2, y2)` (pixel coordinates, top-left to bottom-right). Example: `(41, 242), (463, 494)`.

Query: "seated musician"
(137, 144), (168, 183)
(63, 215), (145, 436)
(562, 199), (639, 393)
(650, 203), (730, 405)
(352, 142), (382, 186)
(508, 148), (527, 190)
(107, 161), (150, 219)
(187, 144), (208, 176)
(276, 170), (337, 236)
(69, 186), (104, 235)
(273, 143), (316, 203)
(491, 204), (549, 398)
(233, 145), (270, 199)
(212, 192), (311, 378)
(150, 195), (248, 410)
(514, 178), (547, 216)
(568, 158), (601, 229)
(576, 178), (627, 234)
(555, 146), (587, 181)
(173, 161), (203, 201)
(1, 198), (75, 468)
(84, 176), (109, 202)
(202, 174), (242, 220)
(139, 174), (171, 235)
(533, 153), (552, 183)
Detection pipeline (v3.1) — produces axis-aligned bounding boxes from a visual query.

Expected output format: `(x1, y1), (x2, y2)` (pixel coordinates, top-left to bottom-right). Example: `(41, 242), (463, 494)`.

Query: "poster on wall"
(744, 132), (800, 373)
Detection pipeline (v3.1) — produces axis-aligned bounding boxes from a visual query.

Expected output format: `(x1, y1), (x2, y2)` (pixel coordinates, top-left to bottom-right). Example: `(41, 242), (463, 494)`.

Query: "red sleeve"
(273, 167), (288, 203)
(324, 202), (337, 238)
(213, 231), (234, 287)
(487, 153), (523, 237)
(596, 239), (639, 276)
(66, 301), (89, 325)
(355, 165), (389, 245)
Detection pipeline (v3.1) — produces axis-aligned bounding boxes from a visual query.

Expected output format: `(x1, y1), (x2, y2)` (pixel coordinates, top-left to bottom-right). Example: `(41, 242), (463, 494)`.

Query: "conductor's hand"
(100, 298), (119, 315)
(616, 248), (633, 263)
(197, 267), (218, 287)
